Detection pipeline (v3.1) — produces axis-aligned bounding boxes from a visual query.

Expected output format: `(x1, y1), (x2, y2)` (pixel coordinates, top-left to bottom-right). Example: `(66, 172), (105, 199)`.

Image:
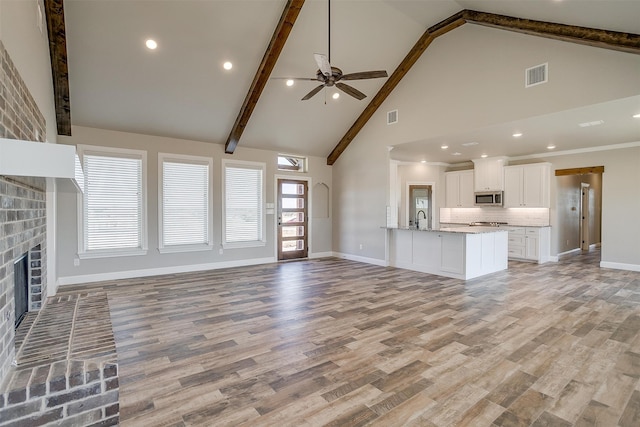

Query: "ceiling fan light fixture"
(332, 92), (340, 100)
(278, 0), (388, 101)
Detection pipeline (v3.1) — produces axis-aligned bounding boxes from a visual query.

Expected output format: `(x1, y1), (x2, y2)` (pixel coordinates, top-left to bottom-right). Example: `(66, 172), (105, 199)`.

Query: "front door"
(277, 179), (308, 260)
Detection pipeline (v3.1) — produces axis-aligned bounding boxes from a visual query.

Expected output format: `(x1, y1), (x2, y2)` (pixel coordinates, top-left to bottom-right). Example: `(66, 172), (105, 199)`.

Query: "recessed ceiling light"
(547, 144), (556, 150)
(440, 145), (448, 150)
(633, 113), (640, 118)
(512, 133), (523, 138)
(452, 152), (462, 156)
(332, 93), (340, 100)
(461, 142), (478, 147)
(481, 154), (488, 158)
(145, 39), (157, 50)
(420, 160), (427, 164)
(286, 79), (294, 87)
(223, 61), (233, 70)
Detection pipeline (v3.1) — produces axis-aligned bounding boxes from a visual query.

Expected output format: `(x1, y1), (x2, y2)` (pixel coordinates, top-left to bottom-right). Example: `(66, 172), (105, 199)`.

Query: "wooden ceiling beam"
(555, 166), (605, 176)
(326, 12), (465, 165)
(326, 10), (640, 165)
(44, 0), (72, 136)
(225, 0), (305, 154)
(463, 10), (640, 55)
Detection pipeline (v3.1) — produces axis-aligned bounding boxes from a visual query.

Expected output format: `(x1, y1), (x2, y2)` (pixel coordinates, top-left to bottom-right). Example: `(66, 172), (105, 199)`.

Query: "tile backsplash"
(440, 207), (550, 226)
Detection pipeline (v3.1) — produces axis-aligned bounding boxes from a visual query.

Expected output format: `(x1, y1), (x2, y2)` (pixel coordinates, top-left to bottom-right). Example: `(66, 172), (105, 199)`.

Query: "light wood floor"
(59, 250), (640, 426)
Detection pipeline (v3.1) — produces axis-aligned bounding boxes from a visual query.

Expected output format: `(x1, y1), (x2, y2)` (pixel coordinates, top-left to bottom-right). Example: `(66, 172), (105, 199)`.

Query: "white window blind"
(83, 153), (143, 251)
(224, 164), (264, 244)
(161, 159), (210, 247)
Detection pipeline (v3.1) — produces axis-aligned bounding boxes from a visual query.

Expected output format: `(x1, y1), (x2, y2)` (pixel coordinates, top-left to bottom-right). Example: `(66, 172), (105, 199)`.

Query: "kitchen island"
(385, 226), (508, 280)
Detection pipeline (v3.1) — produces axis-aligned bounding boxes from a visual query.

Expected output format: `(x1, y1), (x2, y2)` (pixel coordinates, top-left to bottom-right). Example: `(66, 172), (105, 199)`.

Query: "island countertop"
(383, 226), (508, 234)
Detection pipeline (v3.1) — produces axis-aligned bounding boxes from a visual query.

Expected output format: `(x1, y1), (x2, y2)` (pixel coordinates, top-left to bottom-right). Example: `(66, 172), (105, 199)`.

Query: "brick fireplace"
(0, 39), (120, 426)
(0, 40), (48, 387)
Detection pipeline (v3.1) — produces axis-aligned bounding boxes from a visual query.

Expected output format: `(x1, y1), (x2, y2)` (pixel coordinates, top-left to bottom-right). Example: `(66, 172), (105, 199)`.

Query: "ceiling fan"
(278, 0), (388, 101)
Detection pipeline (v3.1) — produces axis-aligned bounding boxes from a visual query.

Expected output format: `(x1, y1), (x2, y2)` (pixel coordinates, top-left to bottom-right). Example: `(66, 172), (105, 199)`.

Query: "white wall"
(332, 23), (640, 270)
(56, 126), (332, 284)
(0, 0), (56, 142)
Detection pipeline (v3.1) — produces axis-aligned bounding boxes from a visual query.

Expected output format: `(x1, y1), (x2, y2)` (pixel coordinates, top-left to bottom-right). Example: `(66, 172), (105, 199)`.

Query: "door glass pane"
(281, 226), (304, 237)
(282, 212), (304, 223)
(282, 239), (304, 252)
(282, 198), (304, 209)
(282, 183), (305, 195)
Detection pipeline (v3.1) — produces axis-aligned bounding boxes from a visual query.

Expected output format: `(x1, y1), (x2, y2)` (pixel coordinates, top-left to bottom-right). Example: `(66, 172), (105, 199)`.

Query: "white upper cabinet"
(472, 157), (507, 192)
(503, 163), (551, 208)
(445, 170), (474, 208)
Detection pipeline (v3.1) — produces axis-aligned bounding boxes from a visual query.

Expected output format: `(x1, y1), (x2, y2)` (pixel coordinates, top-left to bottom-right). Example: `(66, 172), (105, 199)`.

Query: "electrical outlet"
(219, 248), (223, 255)
(359, 244), (363, 250)
(73, 258), (80, 267)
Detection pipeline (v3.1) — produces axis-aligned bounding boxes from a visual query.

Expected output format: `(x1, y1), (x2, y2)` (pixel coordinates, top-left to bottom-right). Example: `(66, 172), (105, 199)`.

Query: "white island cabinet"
(387, 227), (508, 280)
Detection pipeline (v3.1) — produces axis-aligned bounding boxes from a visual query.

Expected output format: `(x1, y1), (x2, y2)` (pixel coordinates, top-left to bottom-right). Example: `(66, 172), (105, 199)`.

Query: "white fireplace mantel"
(0, 137), (76, 179)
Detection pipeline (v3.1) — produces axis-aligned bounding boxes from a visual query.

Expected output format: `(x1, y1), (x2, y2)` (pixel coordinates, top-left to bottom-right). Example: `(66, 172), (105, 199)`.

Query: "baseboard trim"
(333, 252), (388, 267)
(600, 261), (640, 272)
(309, 251), (335, 259)
(554, 248), (582, 261)
(57, 257), (277, 286)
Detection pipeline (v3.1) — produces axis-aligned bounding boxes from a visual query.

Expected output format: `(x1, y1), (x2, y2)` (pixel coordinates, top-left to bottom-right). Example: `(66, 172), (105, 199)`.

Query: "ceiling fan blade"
(314, 53), (332, 77)
(301, 84), (325, 101)
(336, 82), (367, 100)
(271, 77), (319, 81)
(340, 70), (389, 81)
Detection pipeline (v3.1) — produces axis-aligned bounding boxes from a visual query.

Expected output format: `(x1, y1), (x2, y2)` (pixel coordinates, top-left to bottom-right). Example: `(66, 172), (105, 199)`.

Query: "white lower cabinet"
(440, 233), (464, 274)
(503, 226), (549, 263)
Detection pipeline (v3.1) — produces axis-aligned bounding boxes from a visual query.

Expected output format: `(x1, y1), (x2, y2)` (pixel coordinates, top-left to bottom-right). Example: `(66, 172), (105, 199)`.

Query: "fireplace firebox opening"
(14, 252), (29, 329)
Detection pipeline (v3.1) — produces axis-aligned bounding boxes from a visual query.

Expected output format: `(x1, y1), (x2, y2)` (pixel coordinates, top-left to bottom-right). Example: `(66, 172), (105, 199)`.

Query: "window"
(223, 160), (265, 247)
(77, 145), (147, 258)
(159, 154), (212, 252)
(277, 155), (307, 173)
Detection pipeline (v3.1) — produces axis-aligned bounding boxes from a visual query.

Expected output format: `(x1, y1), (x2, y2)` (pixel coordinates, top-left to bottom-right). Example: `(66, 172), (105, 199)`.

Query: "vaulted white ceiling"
(64, 0), (640, 163)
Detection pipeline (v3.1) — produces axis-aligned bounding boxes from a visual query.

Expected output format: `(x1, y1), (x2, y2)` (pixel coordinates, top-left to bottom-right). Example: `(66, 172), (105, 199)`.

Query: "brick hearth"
(0, 292), (119, 426)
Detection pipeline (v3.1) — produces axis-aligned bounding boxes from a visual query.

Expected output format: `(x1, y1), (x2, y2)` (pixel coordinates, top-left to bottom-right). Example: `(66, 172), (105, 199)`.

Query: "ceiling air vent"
(387, 109), (398, 125)
(525, 63), (548, 88)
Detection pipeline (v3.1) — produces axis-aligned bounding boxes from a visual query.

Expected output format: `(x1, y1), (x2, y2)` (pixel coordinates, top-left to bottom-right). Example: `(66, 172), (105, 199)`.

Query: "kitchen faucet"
(416, 210), (427, 229)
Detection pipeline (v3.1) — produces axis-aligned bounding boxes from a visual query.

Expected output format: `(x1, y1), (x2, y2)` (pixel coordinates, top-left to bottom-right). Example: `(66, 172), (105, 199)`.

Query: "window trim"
(277, 154), (308, 173)
(222, 159), (267, 249)
(158, 153), (213, 254)
(76, 144), (148, 259)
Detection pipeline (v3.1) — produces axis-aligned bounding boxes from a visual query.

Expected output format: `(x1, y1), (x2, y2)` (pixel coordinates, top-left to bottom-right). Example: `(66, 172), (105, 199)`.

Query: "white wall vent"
(525, 63), (548, 88)
(387, 109), (398, 125)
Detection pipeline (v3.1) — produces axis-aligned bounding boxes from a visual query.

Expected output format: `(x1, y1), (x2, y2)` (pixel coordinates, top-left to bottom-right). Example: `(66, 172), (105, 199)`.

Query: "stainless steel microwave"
(475, 191), (503, 206)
